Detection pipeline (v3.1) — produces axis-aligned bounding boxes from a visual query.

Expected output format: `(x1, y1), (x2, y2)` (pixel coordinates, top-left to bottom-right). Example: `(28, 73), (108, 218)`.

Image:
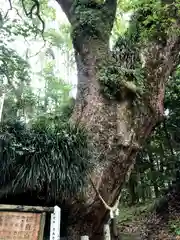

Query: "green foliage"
(60, 97), (75, 121)
(0, 14), (31, 85)
(5, 18), (41, 38)
(16, 0), (56, 33)
(34, 61), (73, 120)
(0, 44), (30, 85)
(44, 24), (72, 50)
(71, 0), (113, 45)
(72, 5), (101, 42)
(37, 0), (56, 20)
(0, 5), (74, 123)
(0, 0), (92, 205)
(0, 11), (36, 122)
(169, 219), (180, 236)
(0, 120), (95, 201)
(98, 57), (144, 100)
(98, 63), (125, 100)
(119, 200), (154, 223)
(123, 0), (180, 44)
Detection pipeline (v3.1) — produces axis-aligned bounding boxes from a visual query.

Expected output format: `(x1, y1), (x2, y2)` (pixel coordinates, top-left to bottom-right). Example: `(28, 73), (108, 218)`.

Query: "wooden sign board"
(0, 211), (45, 240)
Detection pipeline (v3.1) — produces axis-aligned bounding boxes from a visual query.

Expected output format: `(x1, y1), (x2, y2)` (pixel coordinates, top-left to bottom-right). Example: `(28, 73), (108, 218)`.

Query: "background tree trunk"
(148, 152), (159, 198)
(128, 171), (138, 205)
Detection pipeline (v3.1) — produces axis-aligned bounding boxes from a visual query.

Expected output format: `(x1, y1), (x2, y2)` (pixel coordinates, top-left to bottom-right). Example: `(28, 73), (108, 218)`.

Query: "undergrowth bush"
(0, 120), (95, 201)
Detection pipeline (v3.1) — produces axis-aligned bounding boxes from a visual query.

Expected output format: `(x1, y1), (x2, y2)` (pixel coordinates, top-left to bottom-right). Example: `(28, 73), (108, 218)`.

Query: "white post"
(50, 206), (61, 240)
(0, 93), (5, 123)
(81, 236), (89, 240)
(103, 224), (111, 240)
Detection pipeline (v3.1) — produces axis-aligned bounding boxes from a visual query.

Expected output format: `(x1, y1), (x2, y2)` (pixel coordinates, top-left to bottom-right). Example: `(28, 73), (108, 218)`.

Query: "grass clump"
(0, 120), (95, 201)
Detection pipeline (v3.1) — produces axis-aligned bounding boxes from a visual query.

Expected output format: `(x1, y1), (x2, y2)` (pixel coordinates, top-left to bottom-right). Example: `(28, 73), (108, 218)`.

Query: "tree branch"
(143, 34), (180, 116)
(114, 1), (180, 116)
(56, 0), (73, 22)
(4, 0), (12, 18)
(21, 0), (45, 35)
(104, 0), (117, 12)
(103, 0), (117, 29)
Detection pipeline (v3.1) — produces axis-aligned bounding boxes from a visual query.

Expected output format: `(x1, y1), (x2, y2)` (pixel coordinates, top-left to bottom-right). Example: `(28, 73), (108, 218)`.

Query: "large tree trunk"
(66, 42), (153, 238)
(56, 1), (180, 239)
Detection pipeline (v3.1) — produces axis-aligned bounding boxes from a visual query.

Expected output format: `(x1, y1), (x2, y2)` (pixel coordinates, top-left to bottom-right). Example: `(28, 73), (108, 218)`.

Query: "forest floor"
(118, 199), (180, 239)
(118, 200), (154, 238)
(118, 201), (153, 233)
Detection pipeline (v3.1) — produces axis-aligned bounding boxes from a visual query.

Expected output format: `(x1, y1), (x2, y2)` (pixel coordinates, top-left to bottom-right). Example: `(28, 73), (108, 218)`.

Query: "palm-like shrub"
(0, 120), (95, 202)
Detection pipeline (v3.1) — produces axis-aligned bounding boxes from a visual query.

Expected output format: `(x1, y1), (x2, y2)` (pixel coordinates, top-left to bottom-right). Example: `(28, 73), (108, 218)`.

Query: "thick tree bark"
(56, 1), (180, 239)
